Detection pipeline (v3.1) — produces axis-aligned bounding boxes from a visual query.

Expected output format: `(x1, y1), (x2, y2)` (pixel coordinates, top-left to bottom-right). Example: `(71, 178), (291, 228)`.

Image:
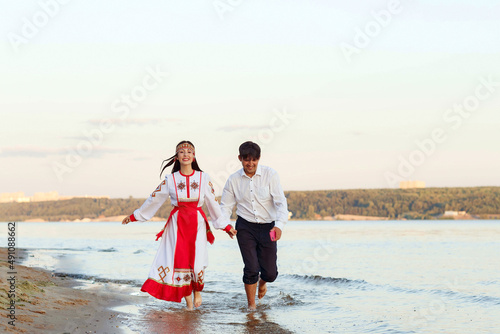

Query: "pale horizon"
(1, 1), (499, 198)
(3, 181), (500, 201)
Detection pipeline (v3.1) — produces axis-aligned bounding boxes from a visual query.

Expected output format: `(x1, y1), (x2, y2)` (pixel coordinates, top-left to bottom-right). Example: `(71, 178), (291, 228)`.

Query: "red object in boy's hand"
(270, 230), (277, 241)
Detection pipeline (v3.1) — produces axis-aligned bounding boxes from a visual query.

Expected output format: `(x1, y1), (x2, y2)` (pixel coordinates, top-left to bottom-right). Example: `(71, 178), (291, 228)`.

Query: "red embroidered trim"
(179, 170), (195, 177)
(198, 172), (202, 198)
(141, 278), (197, 303)
(224, 224), (232, 233)
(130, 214), (137, 222)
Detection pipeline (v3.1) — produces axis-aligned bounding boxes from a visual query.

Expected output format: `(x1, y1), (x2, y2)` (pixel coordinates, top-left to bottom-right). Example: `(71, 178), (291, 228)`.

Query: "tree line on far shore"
(287, 186), (500, 220)
(1, 187), (499, 222)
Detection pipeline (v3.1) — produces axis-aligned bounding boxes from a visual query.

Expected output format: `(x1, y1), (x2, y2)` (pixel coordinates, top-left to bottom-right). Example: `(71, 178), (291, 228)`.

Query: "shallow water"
(2, 220), (500, 333)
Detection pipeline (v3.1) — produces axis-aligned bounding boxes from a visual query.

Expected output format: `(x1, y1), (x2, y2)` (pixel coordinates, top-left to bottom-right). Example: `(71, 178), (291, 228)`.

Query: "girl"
(122, 140), (231, 310)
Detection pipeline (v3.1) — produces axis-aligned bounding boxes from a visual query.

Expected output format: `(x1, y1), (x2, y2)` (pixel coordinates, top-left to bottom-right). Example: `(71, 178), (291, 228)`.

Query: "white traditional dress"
(130, 170), (224, 302)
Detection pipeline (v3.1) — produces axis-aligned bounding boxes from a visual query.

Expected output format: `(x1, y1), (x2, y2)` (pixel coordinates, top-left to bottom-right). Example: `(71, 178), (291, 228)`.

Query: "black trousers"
(235, 216), (278, 285)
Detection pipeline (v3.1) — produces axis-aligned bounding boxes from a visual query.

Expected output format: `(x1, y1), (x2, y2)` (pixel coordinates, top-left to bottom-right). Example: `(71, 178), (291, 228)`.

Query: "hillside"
(1, 187), (499, 221)
(287, 187), (500, 220)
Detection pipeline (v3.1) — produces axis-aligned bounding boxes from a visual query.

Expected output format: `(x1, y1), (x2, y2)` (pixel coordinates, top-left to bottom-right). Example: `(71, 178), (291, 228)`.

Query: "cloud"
(81, 147), (131, 157)
(87, 118), (181, 126)
(0, 146), (65, 158)
(216, 125), (268, 132)
(132, 156), (152, 161)
(0, 146), (130, 158)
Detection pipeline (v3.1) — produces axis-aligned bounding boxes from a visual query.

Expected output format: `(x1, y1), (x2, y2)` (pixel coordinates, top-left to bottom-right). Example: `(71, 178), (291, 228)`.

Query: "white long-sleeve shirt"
(219, 165), (288, 230)
(132, 171), (226, 229)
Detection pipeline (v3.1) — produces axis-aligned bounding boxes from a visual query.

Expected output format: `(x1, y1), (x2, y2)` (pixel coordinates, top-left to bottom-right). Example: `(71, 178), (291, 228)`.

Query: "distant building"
(33, 191), (60, 202)
(0, 192), (30, 203)
(399, 180), (426, 189)
(443, 211), (467, 217)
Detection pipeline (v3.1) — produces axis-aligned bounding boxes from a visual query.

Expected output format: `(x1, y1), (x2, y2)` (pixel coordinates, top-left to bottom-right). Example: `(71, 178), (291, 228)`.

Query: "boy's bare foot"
(244, 283), (258, 310)
(258, 279), (267, 299)
(194, 291), (202, 308)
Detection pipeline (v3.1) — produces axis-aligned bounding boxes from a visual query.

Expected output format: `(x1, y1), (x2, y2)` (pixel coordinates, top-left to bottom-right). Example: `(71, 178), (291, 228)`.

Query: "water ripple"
(98, 247), (118, 252)
(284, 274), (368, 286)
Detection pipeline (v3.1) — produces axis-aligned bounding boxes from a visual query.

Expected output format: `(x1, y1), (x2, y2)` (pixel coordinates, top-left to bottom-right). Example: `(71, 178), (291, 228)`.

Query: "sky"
(1, 0), (499, 198)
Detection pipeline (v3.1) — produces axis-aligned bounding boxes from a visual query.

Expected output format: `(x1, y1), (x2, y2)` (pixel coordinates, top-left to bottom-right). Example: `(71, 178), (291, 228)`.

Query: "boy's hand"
(270, 227), (282, 241)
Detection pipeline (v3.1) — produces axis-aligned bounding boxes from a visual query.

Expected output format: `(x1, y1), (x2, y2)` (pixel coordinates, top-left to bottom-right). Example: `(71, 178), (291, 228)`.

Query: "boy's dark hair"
(239, 141), (261, 159)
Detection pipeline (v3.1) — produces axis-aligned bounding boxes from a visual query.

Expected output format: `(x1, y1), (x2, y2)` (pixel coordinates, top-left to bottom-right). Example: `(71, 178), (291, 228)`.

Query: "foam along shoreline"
(22, 215), (166, 223)
(0, 248), (142, 333)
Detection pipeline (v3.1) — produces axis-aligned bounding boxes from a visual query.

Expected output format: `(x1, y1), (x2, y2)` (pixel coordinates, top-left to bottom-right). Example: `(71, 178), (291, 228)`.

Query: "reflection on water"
(137, 309), (203, 334)
(2, 220), (500, 333)
(245, 310), (293, 334)
(126, 300), (295, 334)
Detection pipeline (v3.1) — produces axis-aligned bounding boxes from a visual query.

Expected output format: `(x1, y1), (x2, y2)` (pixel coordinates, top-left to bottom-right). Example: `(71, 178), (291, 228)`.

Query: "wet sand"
(0, 248), (139, 333)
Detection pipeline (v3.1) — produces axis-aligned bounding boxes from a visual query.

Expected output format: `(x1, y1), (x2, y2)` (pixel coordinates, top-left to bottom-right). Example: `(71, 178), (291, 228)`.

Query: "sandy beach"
(0, 248), (139, 334)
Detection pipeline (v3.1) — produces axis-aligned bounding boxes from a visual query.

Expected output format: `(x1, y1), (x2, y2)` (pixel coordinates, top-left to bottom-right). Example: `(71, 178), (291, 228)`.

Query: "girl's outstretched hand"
(122, 216), (131, 225)
(226, 227), (237, 239)
(224, 225), (237, 239)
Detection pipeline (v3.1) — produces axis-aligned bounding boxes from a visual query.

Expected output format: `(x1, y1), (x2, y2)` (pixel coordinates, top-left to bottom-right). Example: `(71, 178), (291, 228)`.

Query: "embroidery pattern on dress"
(190, 181), (199, 191)
(152, 180), (166, 198)
(197, 270), (204, 285)
(177, 181), (186, 191)
(157, 266), (170, 283)
(208, 181), (215, 195)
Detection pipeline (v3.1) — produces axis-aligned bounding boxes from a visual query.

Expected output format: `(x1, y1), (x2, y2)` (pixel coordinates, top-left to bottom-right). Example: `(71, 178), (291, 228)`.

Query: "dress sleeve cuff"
(223, 224), (232, 232)
(129, 214), (137, 222)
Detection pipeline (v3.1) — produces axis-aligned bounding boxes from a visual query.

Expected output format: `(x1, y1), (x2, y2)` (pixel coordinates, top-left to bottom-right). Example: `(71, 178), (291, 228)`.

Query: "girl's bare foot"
(258, 279), (267, 299)
(185, 294), (194, 311)
(194, 291), (202, 308)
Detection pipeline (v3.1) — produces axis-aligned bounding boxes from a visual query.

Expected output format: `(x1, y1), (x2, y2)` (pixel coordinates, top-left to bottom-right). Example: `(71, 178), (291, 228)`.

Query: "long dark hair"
(159, 140), (202, 178)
